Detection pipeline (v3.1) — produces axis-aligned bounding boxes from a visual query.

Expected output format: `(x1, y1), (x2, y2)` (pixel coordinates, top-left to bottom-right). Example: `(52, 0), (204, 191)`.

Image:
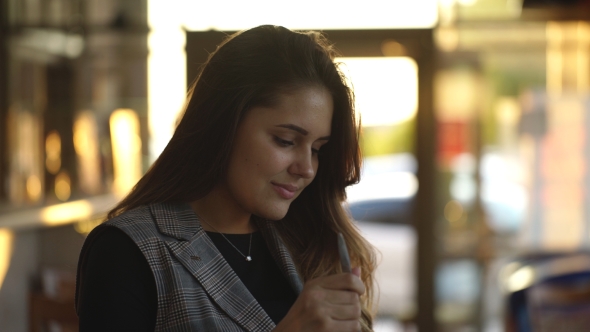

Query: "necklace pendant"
(246, 256), (252, 262)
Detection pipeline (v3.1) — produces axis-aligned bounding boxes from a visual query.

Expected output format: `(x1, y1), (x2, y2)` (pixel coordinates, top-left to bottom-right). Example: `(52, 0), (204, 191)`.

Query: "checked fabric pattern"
(78, 202), (303, 331)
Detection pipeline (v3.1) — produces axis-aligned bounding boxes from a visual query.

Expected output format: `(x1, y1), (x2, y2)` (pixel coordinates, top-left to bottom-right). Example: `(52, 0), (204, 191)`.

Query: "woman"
(76, 25), (376, 331)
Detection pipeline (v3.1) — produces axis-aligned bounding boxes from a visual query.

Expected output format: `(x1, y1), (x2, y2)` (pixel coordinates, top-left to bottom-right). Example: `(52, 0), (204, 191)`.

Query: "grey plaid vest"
(81, 202), (303, 331)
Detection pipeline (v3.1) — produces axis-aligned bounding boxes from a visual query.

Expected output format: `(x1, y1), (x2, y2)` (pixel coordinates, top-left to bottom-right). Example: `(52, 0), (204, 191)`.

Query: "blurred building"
(0, 0), (148, 330)
(2, 0), (590, 331)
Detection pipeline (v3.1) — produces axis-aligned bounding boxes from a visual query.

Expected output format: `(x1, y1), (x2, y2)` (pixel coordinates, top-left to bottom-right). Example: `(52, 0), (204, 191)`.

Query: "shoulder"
(76, 213), (158, 313)
(100, 205), (166, 245)
(86, 224), (136, 251)
(103, 202), (201, 242)
(80, 214), (154, 271)
(104, 205), (155, 230)
(82, 225), (148, 271)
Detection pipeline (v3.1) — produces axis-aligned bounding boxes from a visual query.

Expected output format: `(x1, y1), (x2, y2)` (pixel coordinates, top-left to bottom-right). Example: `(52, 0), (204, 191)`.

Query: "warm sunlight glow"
(40, 200), (93, 226)
(110, 109), (142, 196)
(74, 218), (104, 235)
(0, 229), (14, 291)
(74, 111), (101, 194)
(181, 0), (438, 31)
(435, 69), (480, 122)
(444, 200), (465, 227)
(148, 0), (186, 161)
(337, 57), (418, 127)
(55, 171), (71, 201)
(26, 175), (42, 202)
(577, 22), (590, 92)
(507, 265), (535, 292)
(546, 22), (563, 96)
(45, 130), (61, 174)
(147, 0), (436, 161)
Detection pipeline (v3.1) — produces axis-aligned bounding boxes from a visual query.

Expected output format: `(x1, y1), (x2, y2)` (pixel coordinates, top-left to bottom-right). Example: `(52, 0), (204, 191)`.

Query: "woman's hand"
(273, 267), (364, 332)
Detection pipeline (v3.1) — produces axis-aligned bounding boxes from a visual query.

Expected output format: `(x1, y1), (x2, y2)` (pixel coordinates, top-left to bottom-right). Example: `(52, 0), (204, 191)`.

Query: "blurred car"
(501, 252), (590, 332)
(347, 197), (413, 225)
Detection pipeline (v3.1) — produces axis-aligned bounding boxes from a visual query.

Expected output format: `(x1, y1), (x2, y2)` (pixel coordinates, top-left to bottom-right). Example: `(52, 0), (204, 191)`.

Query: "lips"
(271, 182), (299, 199)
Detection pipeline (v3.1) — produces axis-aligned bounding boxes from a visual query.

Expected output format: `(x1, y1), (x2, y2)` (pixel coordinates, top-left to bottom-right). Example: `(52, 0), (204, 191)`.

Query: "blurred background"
(2, 0), (590, 331)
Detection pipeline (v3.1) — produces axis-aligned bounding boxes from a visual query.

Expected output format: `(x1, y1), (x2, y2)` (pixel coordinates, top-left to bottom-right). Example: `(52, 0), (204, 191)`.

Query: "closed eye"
(273, 136), (294, 147)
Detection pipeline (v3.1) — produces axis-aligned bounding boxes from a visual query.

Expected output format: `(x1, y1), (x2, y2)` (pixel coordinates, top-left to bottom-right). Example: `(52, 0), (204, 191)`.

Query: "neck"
(190, 186), (255, 234)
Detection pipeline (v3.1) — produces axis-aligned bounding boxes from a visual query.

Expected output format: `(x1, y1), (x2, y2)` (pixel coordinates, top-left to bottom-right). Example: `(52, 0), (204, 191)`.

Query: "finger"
(352, 266), (361, 277)
(329, 303), (362, 321)
(319, 273), (365, 295)
(328, 319), (361, 332)
(324, 289), (359, 305)
(328, 320), (362, 332)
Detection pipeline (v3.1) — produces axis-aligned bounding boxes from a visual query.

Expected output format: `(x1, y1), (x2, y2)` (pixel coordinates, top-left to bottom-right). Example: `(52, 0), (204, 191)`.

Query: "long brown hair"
(109, 25), (376, 330)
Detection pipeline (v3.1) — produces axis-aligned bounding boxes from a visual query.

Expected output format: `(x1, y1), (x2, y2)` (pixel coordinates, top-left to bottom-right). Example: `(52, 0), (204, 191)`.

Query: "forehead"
(246, 87), (334, 135)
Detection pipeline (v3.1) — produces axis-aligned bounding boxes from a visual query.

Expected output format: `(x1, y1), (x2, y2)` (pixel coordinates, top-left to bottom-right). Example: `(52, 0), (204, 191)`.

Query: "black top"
(77, 226), (297, 331)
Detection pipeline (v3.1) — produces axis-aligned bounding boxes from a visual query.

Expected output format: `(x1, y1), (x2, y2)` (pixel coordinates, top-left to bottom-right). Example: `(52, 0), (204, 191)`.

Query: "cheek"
(230, 140), (280, 185)
(252, 142), (290, 173)
(230, 131), (296, 183)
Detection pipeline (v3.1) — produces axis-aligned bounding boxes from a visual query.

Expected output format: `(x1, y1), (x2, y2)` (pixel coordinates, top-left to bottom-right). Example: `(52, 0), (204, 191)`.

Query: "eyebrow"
(276, 124), (330, 140)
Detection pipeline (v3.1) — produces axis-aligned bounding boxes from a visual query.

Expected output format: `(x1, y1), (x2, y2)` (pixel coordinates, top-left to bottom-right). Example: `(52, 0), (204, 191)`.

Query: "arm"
(77, 227), (157, 331)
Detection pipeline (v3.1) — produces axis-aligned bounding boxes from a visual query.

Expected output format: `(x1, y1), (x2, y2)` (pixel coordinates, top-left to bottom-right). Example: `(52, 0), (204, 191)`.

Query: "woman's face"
(222, 86), (333, 220)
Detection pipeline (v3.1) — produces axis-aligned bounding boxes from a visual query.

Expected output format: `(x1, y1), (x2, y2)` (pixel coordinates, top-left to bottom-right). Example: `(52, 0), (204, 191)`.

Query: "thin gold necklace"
(199, 217), (253, 262)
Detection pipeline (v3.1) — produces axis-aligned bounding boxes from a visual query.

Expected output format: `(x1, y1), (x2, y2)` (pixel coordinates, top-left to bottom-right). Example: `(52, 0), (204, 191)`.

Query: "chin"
(257, 210), (288, 221)
(255, 203), (291, 221)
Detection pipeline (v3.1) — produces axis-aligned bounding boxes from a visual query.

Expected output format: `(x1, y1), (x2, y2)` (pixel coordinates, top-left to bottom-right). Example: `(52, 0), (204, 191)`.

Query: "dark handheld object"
(337, 233), (352, 273)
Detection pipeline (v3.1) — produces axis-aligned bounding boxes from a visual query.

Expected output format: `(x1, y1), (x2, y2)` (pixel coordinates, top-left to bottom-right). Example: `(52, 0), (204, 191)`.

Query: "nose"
(288, 148), (316, 179)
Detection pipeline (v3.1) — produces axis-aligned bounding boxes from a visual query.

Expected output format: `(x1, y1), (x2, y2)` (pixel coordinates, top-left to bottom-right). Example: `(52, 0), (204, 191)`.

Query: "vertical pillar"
(0, 0), (7, 201)
(415, 30), (437, 332)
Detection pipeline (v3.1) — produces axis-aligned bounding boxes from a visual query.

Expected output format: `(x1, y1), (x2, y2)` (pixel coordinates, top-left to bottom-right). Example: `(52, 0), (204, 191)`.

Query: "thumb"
(352, 266), (361, 277)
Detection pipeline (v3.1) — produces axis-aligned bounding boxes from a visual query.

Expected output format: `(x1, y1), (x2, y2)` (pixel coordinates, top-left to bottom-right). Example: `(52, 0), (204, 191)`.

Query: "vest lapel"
(255, 218), (304, 295)
(149, 203), (276, 332)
